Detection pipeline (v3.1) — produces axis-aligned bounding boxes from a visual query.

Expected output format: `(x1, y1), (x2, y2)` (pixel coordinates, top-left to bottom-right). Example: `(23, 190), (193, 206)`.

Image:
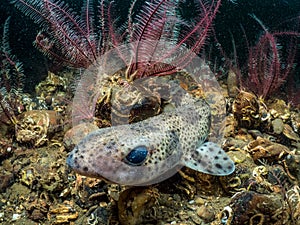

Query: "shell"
(282, 123), (300, 142)
(118, 187), (159, 225)
(220, 191), (287, 225)
(15, 110), (61, 147)
(291, 111), (300, 133)
(88, 71), (169, 128)
(227, 69), (239, 98)
(267, 99), (291, 121)
(245, 136), (291, 161)
(286, 185), (300, 221)
(232, 91), (261, 129)
(35, 71), (68, 97)
(48, 202), (78, 224)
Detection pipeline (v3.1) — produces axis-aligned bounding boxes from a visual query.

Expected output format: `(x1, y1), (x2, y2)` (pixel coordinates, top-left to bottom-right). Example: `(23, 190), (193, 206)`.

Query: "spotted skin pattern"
(66, 91), (235, 186)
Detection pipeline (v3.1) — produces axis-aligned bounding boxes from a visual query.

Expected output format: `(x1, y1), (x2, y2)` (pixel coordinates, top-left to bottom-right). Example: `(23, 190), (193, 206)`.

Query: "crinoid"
(11, 0), (110, 68)
(11, 0), (221, 119)
(239, 15), (299, 99)
(11, 0), (221, 73)
(0, 17), (25, 126)
(11, 0), (225, 139)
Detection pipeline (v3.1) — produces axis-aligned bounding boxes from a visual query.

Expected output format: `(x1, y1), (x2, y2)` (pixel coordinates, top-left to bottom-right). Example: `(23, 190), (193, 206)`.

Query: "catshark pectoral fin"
(183, 142), (235, 176)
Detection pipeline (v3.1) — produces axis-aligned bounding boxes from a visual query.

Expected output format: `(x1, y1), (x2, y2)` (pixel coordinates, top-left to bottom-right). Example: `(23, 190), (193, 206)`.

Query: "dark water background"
(0, 0), (300, 93)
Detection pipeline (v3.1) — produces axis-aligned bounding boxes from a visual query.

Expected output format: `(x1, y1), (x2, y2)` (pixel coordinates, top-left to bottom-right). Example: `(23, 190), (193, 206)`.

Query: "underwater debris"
(226, 69), (239, 98)
(286, 185), (300, 222)
(232, 91), (263, 129)
(196, 204), (215, 222)
(232, 90), (300, 146)
(220, 191), (288, 225)
(118, 187), (159, 225)
(48, 202), (78, 224)
(285, 154), (300, 181)
(35, 71), (68, 101)
(245, 136), (291, 161)
(15, 110), (61, 147)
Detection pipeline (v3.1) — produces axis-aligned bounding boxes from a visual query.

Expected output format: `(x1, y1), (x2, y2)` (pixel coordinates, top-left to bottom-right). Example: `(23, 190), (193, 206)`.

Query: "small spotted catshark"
(67, 88), (235, 186)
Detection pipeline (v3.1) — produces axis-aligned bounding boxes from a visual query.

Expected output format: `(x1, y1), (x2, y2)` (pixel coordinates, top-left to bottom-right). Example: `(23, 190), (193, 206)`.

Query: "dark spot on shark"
(215, 163), (222, 169)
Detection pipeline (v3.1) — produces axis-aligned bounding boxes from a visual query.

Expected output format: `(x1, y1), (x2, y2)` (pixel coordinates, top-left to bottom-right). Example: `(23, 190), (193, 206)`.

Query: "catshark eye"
(124, 146), (148, 166)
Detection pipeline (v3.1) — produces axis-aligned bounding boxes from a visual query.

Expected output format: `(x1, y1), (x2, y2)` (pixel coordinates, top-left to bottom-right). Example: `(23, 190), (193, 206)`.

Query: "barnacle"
(253, 165), (268, 179)
(110, 78), (162, 125)
(87, 212), (100, 225)
(252, 171), (271, 190)
(220, 165), (252, 194)
(227, 177), (242, 188)
(220, 175), (244, 194)
(219, 206), (233, 225)
(20, 168), (35, 187)
(175, 179), (197, 197)
(249, 213), (264, 225)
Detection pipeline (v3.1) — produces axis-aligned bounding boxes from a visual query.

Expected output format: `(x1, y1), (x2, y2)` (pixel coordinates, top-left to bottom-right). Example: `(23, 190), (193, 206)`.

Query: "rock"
(271, 118), (284, 134)
(196, 205), (215, 222)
